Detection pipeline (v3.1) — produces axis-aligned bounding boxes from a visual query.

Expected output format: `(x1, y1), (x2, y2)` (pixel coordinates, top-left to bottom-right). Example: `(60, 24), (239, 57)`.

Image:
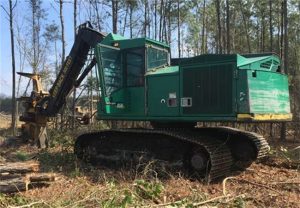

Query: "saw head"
(17, 72), (48, 94)
(17, 72), (41, 80)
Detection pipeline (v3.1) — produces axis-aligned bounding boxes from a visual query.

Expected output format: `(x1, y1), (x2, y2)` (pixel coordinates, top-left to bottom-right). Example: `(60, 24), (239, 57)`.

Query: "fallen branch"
(222, 176), (235, 196)
(156, 194), (243, 207)
(155, 177), (247, 207)
(135, 184), (162, 204)
(192, 195), (230, 206)
(270, 181), (300, 185)
(223, 194), (246, 203)
(8, 201), (45, 208)
(62, 190), (99, 208)
(222, 176), (281, 195)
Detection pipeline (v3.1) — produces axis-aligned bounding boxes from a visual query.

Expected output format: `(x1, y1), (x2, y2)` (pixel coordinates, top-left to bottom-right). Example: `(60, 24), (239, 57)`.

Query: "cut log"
(0, 173), (22, 180)
(1, 173), (56, 182)
(28, 182), (51, 189)
(0, 173), (56, 193)
(0, 161), (39, 174)
(0, 177), (29, 193)
(0, 162), (57, 193)
(28, 173), (56, 182)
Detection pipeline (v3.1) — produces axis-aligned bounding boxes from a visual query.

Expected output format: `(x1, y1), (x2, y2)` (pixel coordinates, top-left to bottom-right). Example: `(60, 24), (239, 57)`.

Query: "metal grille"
(260, 60), (272, 69)
(182, 64), (233, 115)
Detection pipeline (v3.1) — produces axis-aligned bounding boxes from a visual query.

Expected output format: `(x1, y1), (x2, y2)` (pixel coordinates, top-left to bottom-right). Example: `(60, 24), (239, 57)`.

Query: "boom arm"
(39, 22), (105, 116)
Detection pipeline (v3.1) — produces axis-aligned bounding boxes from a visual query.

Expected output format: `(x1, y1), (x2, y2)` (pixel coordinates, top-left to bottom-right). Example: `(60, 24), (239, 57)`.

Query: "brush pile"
(0, 161), (56, 193)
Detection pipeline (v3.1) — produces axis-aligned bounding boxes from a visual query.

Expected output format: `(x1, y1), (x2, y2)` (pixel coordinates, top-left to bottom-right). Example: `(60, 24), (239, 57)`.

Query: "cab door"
(123, 47), (146, 116)
(96, 44), (125, 115)
(96, 44), (146, 117)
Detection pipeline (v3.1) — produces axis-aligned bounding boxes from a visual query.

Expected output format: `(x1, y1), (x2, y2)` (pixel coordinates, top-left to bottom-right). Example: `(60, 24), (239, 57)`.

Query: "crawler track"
(194, 127), (270, 161)
(74, 127), (269, 182)
(216, 126), (270, 159)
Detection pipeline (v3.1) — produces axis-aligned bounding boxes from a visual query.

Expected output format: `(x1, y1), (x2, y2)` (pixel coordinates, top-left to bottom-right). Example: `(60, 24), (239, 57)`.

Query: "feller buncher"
(19, 22), (292, 182)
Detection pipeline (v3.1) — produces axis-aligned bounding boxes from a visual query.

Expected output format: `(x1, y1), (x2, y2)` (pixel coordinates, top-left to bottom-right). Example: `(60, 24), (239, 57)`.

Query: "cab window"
(98, 45), (122, 96)
(126, 48), (145, 87)
(147, 46), (169, 70)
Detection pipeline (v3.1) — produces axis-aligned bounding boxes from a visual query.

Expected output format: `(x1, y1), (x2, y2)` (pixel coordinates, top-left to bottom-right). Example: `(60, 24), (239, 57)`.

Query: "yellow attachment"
(17, 72), (48, 94)
(237, 113), (293, 121)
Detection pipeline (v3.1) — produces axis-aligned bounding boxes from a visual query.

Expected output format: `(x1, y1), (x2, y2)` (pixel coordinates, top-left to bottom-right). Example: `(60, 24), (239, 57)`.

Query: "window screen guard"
(98, 44), (122, 96)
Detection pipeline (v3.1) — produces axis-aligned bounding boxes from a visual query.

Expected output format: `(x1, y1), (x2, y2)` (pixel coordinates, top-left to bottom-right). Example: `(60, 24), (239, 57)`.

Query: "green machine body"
(95, 34), (292, 123)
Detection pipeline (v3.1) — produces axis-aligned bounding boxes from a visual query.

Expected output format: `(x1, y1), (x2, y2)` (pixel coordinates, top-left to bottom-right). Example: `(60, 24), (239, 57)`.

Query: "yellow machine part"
(237, 113), (293, 121)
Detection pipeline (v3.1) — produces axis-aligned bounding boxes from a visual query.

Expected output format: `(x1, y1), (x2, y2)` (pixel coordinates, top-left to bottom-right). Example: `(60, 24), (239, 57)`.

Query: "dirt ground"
(0, 121), (299, 207)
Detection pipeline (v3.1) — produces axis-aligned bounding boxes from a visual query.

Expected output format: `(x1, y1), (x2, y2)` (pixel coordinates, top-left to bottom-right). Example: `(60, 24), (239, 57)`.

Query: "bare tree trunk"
(112, 0), (118, 34)
(147, 2), (150, 37)
(277, 5), (280, 53)
(154, 0), (157, 40)
(269, 0), (273, 51)
(59, 0), (65, 131)
(144, 0), (147, 36)
(159, 0), (163, 41)
(54, 41), (58, 75)
(89, 72), (93, 129)
(280, 1), (284, 60)
(162, 1), (167, 42)
(32, 1), (37, 73)
(215, 0), (222, 54)
(8, 0), (17, 136)
(54, 40), (59, 130)
(239, 2), (251, 53)
(122, 4), (129, 36)
(129, 4), (133, 38)
(59, 0), (65, 64)
(205, 9), (208, 53)
(283, 0), (288, 74)
(261, 14), (266, 52)
(177, 0), (181, 57)
(167, 1), (171, 45)
(201, 0), (206, 54)
(94, 0), (101, 31)
(269, 0), (274, 138)
(280, 0), (288, 141)
(72, 0), (77, 130)
(32, 2), (36, 73)
(222, 15), (226, 54)
(226, 0), (230, 53)
(15, 25), (27, 129)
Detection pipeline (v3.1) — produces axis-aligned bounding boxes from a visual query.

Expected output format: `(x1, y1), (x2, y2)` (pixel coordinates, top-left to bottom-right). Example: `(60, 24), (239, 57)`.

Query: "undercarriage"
(74, 126), (270, 182)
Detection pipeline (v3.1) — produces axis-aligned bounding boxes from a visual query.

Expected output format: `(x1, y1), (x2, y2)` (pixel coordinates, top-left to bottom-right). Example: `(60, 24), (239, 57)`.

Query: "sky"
(0, 0), (88, 97)
(0, 0), (181, 97)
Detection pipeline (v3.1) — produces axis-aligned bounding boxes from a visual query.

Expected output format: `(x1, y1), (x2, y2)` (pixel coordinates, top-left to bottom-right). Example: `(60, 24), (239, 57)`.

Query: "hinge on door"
(144, 82), (148, 115)
(235, 99), (238, 113)
(233, 70), (238, 79)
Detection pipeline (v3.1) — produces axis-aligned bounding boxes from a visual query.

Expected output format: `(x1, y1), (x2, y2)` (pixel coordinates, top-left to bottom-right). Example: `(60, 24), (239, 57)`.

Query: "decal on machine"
(169, 92), (176, 99)
(181, 97), (192, 107)
(116, 103), (125, 109)
(168, 92), (177, 107)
